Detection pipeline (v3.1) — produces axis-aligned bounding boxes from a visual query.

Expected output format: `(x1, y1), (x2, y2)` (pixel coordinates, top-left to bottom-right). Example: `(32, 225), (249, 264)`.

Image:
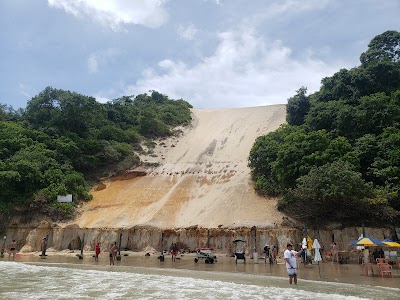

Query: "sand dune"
(70, 105), (287, 229)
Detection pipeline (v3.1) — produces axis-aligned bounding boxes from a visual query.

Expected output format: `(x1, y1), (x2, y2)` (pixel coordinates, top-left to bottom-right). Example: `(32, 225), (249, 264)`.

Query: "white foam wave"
(0, 262), (395, 300)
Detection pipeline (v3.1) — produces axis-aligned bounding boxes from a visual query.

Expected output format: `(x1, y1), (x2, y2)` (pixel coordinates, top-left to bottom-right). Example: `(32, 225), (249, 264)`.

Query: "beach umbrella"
(382, 238), (393, 242)
(350, 236), (383, 246)
(313, 239), (322, 277)
(301, 238), (307, 249)
(306, 236), (313, 262)
(307, 236), (313, 250)
(350, 236), (383, 264)
(313, 239), (322, 261)
(383, 241), (400, 248)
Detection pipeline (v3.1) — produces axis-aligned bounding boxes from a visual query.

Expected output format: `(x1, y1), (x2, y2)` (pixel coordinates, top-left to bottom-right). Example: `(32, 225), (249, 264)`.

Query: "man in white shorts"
(284, 243), (303, 284)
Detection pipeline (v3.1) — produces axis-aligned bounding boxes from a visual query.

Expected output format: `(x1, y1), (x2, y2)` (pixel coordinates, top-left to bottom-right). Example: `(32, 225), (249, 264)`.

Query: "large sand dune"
(71, 105), (287, 229)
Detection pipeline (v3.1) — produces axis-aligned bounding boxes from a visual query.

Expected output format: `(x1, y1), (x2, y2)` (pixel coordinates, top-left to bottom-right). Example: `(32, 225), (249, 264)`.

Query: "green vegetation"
(0, 89), (192, 227)
(249, 30), (400, 226)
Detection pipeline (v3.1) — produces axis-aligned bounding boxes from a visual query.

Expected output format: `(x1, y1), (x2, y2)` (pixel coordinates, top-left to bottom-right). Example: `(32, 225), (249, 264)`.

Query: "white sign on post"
(57, 194), (73, 202)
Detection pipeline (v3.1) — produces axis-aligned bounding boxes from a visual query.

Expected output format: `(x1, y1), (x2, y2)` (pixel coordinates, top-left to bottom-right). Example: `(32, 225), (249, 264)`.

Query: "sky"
(1, 0), (399, 109)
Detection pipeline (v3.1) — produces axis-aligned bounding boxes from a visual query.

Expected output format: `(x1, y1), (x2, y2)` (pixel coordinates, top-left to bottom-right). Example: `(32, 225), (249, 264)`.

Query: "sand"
(67, 105), (287, 229)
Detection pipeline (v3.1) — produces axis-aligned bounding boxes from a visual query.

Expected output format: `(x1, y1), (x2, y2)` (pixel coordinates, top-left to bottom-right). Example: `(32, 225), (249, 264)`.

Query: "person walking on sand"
(95, 242), (101, 262)
(284, 243), (303, 285)
(7, 240), (17, 261)
(109, 243), (115, 265)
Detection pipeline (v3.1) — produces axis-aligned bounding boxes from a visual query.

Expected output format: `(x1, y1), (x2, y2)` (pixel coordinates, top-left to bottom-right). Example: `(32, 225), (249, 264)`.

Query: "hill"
(67, 105), (287, 229)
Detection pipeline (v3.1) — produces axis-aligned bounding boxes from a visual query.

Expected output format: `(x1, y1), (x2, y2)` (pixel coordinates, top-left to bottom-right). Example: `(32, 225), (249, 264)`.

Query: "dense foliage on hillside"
(0, 89), (192, 228)
(249, 30), (400, 226)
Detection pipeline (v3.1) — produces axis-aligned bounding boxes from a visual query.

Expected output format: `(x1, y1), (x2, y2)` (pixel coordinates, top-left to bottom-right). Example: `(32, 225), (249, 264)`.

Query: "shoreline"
(3, 250), (399, 289)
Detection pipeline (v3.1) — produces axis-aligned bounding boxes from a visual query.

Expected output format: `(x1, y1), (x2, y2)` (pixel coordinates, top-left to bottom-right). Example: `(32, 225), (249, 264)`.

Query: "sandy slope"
(70, 105), (287, 229)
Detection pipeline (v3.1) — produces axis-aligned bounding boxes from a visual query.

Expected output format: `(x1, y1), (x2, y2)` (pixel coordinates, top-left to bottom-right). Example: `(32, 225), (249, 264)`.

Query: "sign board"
(57, 194), (73, 202)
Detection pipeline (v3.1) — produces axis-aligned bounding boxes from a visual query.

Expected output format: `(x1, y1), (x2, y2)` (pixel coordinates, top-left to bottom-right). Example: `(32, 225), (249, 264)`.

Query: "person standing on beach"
(109, 243), (115, 265)
(7, 240), (17, 261)
(284, 243), (303, 285)
(171, 243), (178, 262)
(95, 242), (101, 262)
(112, 241), (118, 261)
(331, 242), (339, 263)
(41, 237), (47, 257)
(318, 239), (325, 262)
(271, 245), (278, 264)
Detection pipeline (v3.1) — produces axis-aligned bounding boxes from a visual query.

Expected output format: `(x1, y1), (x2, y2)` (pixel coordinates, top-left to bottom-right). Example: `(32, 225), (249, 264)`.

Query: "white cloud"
(94, 95), (112, 103)
(87, 55), (98, 73)
(266, 0), (330, 16)
(121, 28), (348, 108)
(203, 0), (222, 5)
(87, 48), (123, 74)
(177, 24), (198, 40)
(18, 83), (32, 99)
(48, 0), (168, 31)
(239, 0), (330, 29)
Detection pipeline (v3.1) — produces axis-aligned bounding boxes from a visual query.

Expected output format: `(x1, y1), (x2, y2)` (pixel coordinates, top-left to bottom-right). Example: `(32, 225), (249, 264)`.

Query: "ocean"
(1, 258), (399, 300)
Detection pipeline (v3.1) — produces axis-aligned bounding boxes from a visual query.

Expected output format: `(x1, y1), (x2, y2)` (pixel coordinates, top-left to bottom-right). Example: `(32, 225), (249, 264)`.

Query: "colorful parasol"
(350, 236), (383, 246)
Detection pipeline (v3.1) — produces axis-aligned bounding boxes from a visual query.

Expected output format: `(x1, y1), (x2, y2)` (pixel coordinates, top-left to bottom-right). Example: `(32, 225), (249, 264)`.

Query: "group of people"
(2, 237), (47, 261)
(371, 248), (385, 263)
(3, 236), (339, 286)
(94, 242), (119, 265)
(263, 244), (278, 264)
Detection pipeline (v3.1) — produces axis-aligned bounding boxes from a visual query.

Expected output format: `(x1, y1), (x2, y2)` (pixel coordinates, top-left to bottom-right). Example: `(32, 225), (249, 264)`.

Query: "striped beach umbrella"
(350, 236), (383, 246)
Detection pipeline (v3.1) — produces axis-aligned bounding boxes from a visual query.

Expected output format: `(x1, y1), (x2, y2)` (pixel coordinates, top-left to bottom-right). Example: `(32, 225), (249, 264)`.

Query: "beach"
(1, 251), (399, 299)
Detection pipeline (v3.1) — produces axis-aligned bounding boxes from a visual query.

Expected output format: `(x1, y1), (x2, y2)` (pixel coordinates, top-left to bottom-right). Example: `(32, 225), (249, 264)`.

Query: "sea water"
(0, 258), (399, 299)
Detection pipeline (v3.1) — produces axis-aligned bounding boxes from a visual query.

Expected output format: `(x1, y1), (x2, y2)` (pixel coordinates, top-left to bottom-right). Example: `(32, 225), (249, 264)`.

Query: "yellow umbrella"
(383, 241), (400, 248)
(307, 236), (313, 250)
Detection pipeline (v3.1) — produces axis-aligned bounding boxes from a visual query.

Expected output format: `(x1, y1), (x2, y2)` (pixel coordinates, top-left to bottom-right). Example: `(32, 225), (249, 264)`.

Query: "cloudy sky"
(1, 0), (399, 109)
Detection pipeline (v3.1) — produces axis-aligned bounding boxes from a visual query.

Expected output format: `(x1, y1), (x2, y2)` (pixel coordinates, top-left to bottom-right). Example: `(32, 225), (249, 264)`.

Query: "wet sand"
(8, 251), (400, 289)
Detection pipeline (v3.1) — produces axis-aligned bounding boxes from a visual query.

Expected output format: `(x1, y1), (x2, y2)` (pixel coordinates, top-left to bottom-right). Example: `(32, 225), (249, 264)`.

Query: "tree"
(286, 87), (310, 126)
(281, 161), (374, 224)
(249, 30), (400, 226)
(360, 30), (400, 66)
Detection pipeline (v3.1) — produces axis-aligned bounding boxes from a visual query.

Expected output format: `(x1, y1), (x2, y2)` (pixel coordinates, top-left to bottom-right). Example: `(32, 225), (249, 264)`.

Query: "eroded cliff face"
(4, 105), (394, 253)
(5, 221), (393, 255)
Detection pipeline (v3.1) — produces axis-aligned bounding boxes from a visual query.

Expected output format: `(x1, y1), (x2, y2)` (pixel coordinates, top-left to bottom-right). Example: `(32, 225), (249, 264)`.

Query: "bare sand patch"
(68, 105), (287, 229)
